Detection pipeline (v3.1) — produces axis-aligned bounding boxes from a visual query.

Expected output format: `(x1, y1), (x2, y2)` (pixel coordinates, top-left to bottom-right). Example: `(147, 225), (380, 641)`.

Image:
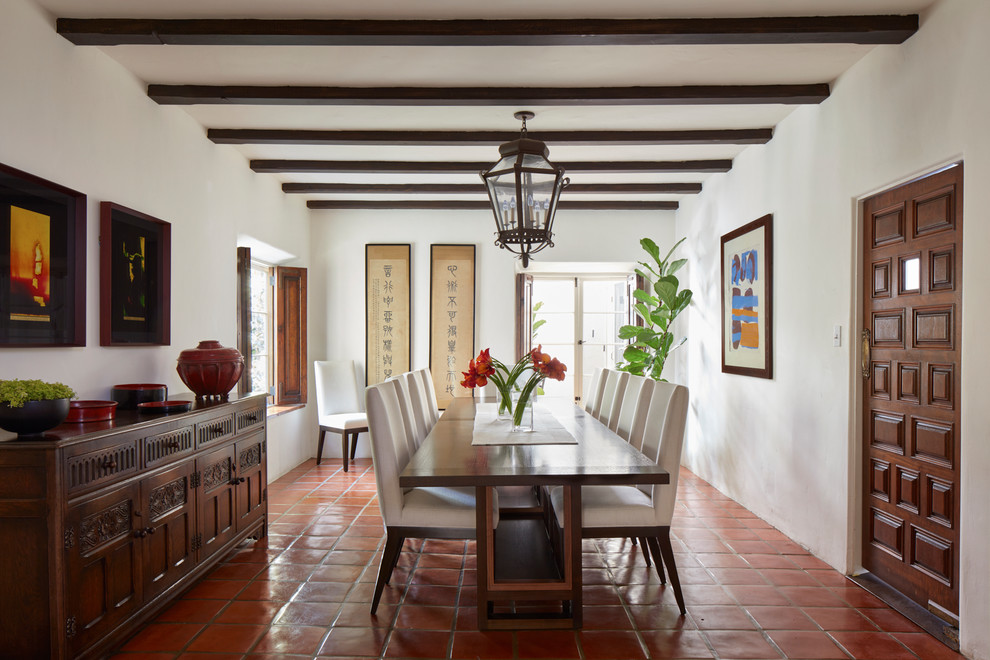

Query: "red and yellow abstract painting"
(9, 205), (51, 322)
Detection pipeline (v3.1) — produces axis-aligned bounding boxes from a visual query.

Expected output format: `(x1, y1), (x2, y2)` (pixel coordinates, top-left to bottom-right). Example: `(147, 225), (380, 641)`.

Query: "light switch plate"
(833, 324), (842, 347)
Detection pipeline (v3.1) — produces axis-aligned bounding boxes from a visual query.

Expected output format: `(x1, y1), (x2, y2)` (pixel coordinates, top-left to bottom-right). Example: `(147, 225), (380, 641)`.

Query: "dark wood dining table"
(398, 397), (669, 630)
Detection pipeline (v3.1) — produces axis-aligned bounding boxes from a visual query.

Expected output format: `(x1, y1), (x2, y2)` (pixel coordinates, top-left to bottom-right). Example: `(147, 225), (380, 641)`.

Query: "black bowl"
(0, 398), (71, 436)
(111, 384), (167, 410)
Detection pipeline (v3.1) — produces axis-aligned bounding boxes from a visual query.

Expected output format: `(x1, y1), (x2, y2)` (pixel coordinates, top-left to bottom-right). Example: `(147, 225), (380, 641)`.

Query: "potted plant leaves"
(616, 237), (693, 381)
(0, 379), (76, 436)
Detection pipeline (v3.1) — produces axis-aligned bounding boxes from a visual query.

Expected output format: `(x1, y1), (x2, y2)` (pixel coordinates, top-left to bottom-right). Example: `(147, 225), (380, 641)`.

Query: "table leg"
(566, 484), (583, 628)
(476, 485), (494, 630)
(475, 483), (582, 630)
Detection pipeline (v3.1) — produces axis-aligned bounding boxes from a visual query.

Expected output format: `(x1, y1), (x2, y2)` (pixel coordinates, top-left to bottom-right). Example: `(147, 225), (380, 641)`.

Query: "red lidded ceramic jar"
(176, 340), (244, 399)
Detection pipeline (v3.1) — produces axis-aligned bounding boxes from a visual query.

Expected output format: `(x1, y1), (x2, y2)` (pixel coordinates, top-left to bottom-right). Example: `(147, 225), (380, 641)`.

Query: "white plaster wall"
(309, 208), (676, 459)
(0, 0), (313, 481)
(674, 0), (990, 656)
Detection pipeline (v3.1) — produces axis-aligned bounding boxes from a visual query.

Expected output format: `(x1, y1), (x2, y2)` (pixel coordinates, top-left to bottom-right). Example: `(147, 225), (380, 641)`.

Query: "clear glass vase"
(510, 389), (535, 432)
(497, 388), (514, 420)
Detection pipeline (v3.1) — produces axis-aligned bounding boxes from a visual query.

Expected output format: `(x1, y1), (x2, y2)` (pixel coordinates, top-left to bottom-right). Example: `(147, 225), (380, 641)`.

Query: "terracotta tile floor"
(111, 460), (967, 660)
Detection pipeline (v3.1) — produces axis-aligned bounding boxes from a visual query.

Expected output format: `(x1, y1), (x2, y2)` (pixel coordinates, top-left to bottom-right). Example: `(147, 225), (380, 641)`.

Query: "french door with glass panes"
(527, 275), (634, 404)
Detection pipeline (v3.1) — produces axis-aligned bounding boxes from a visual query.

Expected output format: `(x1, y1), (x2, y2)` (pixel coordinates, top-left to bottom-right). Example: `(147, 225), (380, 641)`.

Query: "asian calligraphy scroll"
(429, 244), (476, 409)
(366, 244), (411, 385)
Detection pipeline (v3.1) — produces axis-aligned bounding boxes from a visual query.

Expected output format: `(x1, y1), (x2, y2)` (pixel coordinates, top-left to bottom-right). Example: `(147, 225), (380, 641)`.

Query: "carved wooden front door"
(862, 163), (962, 623)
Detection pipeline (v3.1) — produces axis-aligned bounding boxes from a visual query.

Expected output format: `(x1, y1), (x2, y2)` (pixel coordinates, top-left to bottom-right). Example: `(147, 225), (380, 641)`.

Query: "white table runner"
(470, 403), (578, 445)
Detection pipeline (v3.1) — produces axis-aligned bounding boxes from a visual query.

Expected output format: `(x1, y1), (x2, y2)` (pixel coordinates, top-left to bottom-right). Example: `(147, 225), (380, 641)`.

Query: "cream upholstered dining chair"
(398, 370), (436, 448)
(583, 367), (606, 414)
(614, 375), (653, 446)
(314, 360), (369, 472)
(598, 369), (630, 432)
(416, 368), (441, 426)
(365, 378), (498, 614)
(549, 380), (690, 614)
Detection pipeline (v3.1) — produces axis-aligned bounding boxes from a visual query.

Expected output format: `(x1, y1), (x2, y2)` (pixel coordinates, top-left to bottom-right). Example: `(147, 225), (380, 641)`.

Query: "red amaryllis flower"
(460, 359), (488, 388)
(474, 348), (495, 377)
(543, 357), (567, 381)
(530, 344), (551, 374)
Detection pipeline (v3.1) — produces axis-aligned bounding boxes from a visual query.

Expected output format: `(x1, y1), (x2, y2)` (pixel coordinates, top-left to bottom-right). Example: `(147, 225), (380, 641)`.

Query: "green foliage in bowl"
(0, 379), (77, 408)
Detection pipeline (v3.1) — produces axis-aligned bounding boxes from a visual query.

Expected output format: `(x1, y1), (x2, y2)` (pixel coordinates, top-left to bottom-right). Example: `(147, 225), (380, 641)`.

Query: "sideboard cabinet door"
(197, 444), (238, 562)
(65, 483), (143, 657)
(234, 432), (267, 535)
(140, 460), (197, 601)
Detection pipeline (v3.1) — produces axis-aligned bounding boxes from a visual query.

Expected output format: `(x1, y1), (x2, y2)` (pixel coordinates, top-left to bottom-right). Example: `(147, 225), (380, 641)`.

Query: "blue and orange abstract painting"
(730, 249), (759, 350)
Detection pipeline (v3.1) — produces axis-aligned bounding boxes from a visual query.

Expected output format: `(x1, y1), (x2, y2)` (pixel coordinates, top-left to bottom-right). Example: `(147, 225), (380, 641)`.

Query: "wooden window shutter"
(236, 247), (252, 396)
(514, 273), (534, 361)
(275, 266), (307, 405)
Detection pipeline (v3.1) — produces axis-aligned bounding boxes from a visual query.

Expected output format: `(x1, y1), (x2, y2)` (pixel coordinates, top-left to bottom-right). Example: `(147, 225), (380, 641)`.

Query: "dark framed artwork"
(100, 201), (171, 346)
(366, 244), (410, 385)
(428, 244), (476, 409)
(0, 162), (86, 346)
(721, 214), (773, 379)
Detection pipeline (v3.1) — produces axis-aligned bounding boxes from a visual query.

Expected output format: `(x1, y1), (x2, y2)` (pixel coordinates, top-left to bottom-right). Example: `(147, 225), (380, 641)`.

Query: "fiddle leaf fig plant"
(0, 379), (76, 408)
(617, 237), (693, 381)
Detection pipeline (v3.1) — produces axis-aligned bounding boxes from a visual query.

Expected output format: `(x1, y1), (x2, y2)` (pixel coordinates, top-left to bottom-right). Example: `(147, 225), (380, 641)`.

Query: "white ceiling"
(32, 0), (939, 206)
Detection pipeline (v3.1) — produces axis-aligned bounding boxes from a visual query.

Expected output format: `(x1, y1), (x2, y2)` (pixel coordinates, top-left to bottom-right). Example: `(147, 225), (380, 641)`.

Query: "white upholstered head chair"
(583, 367), (605, 414)
(598, 370), (630, 431)
(549, 380), (689, 614)
(314, 360), (369, 471)
(365, 379), (497, 613)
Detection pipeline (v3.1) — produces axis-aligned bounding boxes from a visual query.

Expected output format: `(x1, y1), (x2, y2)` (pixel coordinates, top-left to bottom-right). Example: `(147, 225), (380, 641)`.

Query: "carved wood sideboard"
(0, 393), (268, 659)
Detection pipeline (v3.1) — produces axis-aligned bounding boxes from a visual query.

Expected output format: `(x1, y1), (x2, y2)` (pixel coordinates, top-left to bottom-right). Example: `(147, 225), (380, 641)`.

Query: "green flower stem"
(488, 355), (534, 415)
(512, 373), (544, 426)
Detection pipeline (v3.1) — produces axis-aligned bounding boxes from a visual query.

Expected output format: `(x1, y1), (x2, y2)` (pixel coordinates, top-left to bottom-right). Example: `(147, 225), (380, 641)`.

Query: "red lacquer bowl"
(67, 400), (118, 423)
(176, 340), (244, 399)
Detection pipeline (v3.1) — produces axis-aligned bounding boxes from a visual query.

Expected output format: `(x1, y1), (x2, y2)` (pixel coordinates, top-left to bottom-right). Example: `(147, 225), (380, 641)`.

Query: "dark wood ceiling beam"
(57, 16), (918, 47)
(307, 200), (679, 211)
(252, 159), (731, 174)
(209, 128), (771, 146)
(283, 182), (702, 194)
(150, 84), (828, 106)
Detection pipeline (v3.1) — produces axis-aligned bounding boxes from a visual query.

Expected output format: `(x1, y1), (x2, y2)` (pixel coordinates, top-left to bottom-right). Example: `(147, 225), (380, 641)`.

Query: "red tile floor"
(111, 460), (967, 660)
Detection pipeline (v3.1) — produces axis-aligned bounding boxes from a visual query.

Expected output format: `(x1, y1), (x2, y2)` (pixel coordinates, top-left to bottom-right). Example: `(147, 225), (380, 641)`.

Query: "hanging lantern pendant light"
(480, 111), (569, 268)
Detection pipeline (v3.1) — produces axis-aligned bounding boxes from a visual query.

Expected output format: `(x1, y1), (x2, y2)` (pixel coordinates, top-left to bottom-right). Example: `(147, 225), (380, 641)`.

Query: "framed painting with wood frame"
(366, 244), (410, 385)
(100, 201), (171, 346)
(429, 244), (476, 409)
(720, 214), (773, 379)
(0, 162), (86, 346)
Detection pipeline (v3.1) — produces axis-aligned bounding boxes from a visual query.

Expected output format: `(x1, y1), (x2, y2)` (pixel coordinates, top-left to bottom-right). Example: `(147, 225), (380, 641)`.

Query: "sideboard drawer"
(143, 426), (195, 468)
(65, 437), (139, 496)
(196, 414), (234, 448)
(235, 406), (265, 433)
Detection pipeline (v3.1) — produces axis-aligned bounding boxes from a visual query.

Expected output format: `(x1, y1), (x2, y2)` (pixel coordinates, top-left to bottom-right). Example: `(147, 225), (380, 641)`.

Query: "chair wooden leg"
(316, 428), (326, 465)
(342, 433), (350, 472)
(387, 537), (405, 582)
(371, 532), (404, 614)
(652, 530), (685, 615)
(638, 536), (653, 568)
(645, 536), (666, 584)
(350, 431), (359, 460)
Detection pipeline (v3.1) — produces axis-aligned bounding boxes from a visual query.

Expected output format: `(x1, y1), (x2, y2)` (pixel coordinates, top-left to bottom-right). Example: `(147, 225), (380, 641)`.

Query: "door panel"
(197, 444), (238, 561)
(140, 460), (197, 600)
(235, 433), (267, 534)
(65, 483), (143, 657)
(862, 163), (962, 622)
